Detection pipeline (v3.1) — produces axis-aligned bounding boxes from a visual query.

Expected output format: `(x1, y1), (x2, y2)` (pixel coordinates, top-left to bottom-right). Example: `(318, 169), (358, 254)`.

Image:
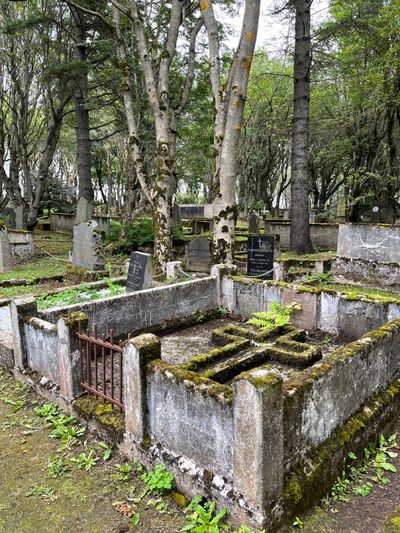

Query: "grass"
(0, 257), (67, 282)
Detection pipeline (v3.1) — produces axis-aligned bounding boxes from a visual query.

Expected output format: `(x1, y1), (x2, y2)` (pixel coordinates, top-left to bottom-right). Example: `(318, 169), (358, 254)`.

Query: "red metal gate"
(77, 322), (124, 409)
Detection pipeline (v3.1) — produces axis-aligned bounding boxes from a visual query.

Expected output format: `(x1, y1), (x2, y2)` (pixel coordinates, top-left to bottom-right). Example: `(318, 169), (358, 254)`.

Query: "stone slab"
(72, 221), (104, 271)
(185, 237), (211, 272)
(126, 252), (152, 293)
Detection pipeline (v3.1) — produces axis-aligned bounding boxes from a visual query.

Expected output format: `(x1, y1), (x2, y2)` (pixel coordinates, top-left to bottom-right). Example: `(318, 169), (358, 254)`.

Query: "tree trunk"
(71, 7), (94, 202)
(289, 0), (313, 254)
(212, 0), (261, 264)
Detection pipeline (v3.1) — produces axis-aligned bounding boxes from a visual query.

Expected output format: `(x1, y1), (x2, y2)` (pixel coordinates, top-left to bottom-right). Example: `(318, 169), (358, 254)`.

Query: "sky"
(225, 0), (331, 56)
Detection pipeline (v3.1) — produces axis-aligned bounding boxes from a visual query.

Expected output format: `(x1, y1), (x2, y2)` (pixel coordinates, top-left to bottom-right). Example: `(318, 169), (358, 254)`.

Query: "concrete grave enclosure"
(1, 265), (400, 529)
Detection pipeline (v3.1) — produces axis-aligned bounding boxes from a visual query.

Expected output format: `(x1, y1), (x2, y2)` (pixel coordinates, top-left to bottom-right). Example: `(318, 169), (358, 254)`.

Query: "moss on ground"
(0, 368), (187, 533)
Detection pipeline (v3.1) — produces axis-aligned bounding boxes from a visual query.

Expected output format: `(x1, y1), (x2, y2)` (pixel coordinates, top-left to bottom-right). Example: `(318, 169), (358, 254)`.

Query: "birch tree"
(111, 0), (203, 272)
(201, 0), (261, 263)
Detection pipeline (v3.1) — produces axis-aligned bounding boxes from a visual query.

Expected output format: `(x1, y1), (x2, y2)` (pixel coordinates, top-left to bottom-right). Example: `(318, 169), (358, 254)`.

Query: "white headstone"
(72, 221), (104, 270)
(0, 228), (12, 272)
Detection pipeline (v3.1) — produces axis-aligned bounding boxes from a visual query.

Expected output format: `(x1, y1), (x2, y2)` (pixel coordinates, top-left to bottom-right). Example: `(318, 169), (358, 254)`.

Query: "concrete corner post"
(10, 296), (37, 370)
(233, 368), (284, 515)
(211, 264), (237, 306)
(57, 312), (88, 402)
(123, 334), (160, 442)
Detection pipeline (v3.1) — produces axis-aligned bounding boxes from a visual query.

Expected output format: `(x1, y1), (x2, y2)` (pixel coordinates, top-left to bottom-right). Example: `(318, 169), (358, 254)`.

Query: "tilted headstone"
(0, 227), (12, 272)
(248, 212), (259, 234)
(247, 235), (275, 280)
(75, 197), (93, 225)
(186, 237), (212, 272)
(126, 252), (152, 292)
(72, 220), (104, 270)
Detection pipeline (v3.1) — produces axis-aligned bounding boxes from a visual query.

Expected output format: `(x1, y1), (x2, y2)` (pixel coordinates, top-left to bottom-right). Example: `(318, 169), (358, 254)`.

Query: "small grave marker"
(186, 237), (211, 272)
(126, 251), (152, 292)
(248, 211), (259, 234)
(247, 235), (274, 280)
(0, 227), (12, 272)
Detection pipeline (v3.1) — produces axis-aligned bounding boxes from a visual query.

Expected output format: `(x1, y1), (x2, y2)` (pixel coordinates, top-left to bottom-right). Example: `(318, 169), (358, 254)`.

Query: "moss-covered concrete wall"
(147, 362), (234, 479)
(283, 319), (400, 469)
(225, 277), (400, 338)
(41, 277), (219, 339)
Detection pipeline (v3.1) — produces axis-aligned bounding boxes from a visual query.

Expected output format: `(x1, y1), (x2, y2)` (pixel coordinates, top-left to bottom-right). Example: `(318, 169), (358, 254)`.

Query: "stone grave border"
(1, 268), (400, 530)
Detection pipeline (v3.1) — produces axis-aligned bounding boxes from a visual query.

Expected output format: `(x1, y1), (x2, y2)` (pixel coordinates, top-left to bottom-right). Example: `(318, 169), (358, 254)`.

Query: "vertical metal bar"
(86, 328), (91, 386)
(78, 321), (83, 383)
(102, 334), (106, 396)
(93, 324), (98, 390)
(119, 350), (123, 408)
(110, 329), (114, 403)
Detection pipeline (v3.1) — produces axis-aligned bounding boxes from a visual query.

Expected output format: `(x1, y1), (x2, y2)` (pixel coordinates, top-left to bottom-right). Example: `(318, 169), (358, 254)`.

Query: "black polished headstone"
(247, 235), (274, 280)
(126, 251), (152, 293)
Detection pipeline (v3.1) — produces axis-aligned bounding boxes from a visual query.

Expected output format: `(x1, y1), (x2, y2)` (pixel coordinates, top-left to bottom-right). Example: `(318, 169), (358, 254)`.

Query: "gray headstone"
(1, 208), (16, 229)
(381, 206), (395, 224)
(126, 252), (152, 292)
(75, 197), (93, 225)
(247, 235), (275, 280)
(72, 221), (104, 270)
(172, 204), (181, 226)
(248, 212), (259, 234)
(186, 237), (211, 272)
(15, 206), (27, 230)
(0, 228), (12, 272)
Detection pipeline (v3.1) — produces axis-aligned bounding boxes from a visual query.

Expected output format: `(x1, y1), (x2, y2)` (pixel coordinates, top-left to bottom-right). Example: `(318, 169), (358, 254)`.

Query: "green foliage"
(246, 301), (301, 331)
(114, 463), (133, 482)
(25, 485), (56, 501)
(98, 441), (113, 461)
(141, 464), (174, 495)
(325, 433), (398, 505)
(48, 455), (68, 478)
(70, 450), (99, 471)
(182, 500), (229, 532)
(105, 218), (153, 254)
(36, 279), (125, 310)
(292, 517), (304, 528)
(302, 272), (333, 285)
(35, 402), (85, 451)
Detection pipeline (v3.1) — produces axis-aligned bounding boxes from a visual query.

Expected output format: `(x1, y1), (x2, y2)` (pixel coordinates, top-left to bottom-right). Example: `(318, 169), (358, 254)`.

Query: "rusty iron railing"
(77, 322), (124, 409)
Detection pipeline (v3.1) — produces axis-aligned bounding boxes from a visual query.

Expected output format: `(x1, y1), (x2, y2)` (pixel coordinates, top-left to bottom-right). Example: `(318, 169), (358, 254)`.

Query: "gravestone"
(371, 206), (380, 223)
(15, 206), (27, 230)
(172, 204), (181, 226)
(380, 206), (395, 224)
(336, 196), (346, 219)
(0, 228), (12, 272)
(75, 197), (93, 225)
(1, 208), (16, 229)
(247, 235), (275, 280)
(72, 220), (104, 270)
(186, 237), (211, 272)
(126, 252), (152, 292)
(248, 212), (259, 234)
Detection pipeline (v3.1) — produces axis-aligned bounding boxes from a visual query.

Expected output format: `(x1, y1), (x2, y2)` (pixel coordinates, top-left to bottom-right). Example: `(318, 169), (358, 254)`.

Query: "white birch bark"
(210, 0), (261, 263)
